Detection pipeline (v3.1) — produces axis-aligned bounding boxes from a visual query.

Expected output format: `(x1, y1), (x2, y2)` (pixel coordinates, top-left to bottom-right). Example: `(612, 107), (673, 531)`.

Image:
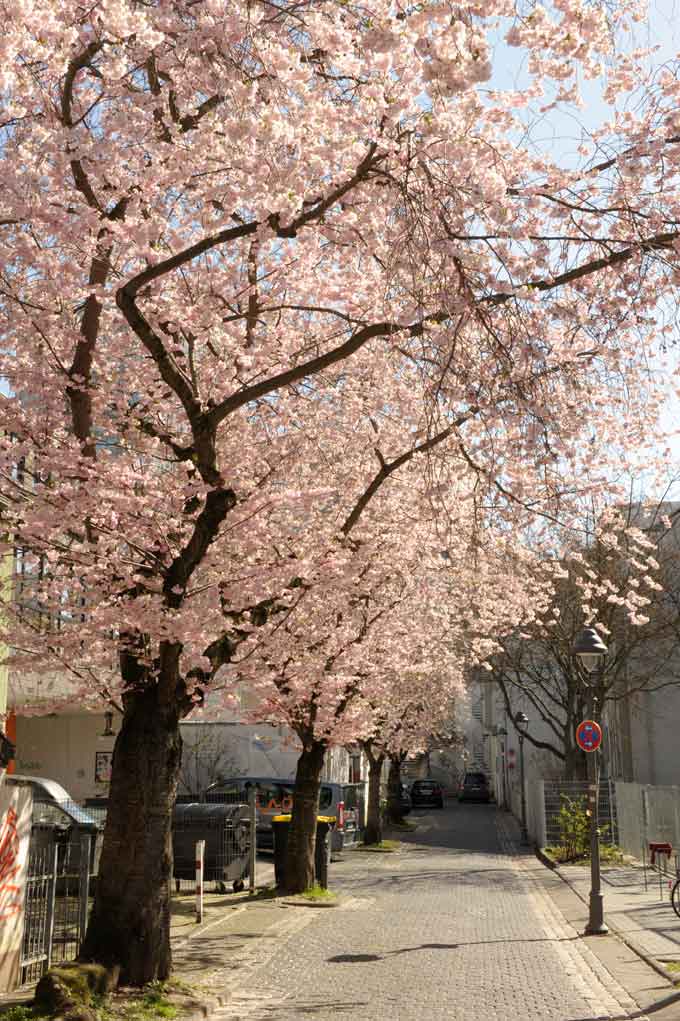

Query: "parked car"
(6, 774), (101, 832)
(203, 776), (365, 851)
(5, 775), (103, 874)
(410, 779), (444, 809)
(458, 771), (491, 803)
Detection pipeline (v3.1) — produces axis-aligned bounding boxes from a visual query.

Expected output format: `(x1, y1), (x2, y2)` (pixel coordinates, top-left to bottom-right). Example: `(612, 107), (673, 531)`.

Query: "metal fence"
(14, 793), (254, 986)
(21, 830), (93, 985)
(525, 779), (618, 849)
(542, 779), (618, 847)
(615, 782), (680, 861)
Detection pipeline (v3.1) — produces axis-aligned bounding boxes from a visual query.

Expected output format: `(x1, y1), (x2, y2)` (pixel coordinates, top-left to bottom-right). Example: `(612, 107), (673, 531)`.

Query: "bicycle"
(671, 875), (680, 919)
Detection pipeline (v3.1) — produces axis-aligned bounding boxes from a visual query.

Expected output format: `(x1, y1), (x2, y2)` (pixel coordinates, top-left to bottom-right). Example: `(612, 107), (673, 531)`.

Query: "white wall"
(14, 711), (119, 802)
(13, 713), (356, 802)
(179, 721), (301, 790)
(624, 684), (680, 786)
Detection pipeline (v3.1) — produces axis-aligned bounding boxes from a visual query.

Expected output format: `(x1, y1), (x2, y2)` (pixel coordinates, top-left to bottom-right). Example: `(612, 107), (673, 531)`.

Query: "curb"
(535, 846), (558, 871)
(535, 848), (678, 988)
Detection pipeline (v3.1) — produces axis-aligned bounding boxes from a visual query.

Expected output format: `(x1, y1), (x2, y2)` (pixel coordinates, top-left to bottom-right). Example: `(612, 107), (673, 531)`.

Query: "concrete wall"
(623, 684), (680, 786)
(180, 721), (300, 791)
(615, 781), (680, 861)
(12, 713), (356, 802)
(14, 711), (119, 801)
(179, 721), (353, 790)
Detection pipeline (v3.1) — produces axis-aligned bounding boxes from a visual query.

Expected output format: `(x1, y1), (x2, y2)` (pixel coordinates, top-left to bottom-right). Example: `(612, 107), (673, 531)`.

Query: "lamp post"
(573, 624), (609, 936)
(497, 727), (508, 810)
(514, 712), (529, 843)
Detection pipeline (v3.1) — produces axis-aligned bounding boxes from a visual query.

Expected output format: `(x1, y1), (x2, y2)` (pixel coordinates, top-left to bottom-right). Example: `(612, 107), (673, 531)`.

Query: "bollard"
(248, 786), (256, 894)
(195, 839), (205, 923)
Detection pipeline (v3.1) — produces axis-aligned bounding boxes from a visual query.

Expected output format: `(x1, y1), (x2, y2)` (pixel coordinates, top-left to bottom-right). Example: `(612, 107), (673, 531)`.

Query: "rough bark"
(387, 755), (404, 824)
(564, 744), (588, 781)
(80, 683), (182, 984)
(283, 739), (326, 894)
(364, 752), (385, 845)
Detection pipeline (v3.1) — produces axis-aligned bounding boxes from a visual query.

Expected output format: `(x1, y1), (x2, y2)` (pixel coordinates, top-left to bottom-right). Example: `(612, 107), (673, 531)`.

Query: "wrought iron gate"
(20, 831), (92, 985)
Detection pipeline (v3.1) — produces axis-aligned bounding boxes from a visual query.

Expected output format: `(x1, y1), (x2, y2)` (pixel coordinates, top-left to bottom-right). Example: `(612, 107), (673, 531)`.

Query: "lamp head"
(572, 626), (608, 674)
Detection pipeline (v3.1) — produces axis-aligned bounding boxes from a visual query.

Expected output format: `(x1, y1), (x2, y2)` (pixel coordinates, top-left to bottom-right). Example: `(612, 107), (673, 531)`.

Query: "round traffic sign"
(575, 719), (602, 753)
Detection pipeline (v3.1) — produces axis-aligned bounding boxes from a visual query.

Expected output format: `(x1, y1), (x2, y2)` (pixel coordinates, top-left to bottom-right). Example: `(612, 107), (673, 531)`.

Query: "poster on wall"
(0, 783), (32, 992)
(94, 751), (113, 785)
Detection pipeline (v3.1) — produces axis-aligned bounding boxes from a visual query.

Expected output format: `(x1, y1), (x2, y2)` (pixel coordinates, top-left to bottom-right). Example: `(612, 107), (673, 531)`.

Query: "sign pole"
(576, 715), (607, 935)
(585, 745), (607, 934)
(248, 785), (256, 894)
(195, 839), (205, 924)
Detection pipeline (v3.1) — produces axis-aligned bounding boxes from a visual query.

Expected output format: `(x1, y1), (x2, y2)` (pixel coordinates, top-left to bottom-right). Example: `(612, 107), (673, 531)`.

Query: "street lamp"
(497, 727), (509, 810)
(573, 624), (609, 936)
(514, 712), (529, 843)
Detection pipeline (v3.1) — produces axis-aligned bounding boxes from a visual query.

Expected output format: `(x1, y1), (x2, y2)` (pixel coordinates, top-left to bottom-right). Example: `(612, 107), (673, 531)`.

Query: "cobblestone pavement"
(212, 805), (648, 1021)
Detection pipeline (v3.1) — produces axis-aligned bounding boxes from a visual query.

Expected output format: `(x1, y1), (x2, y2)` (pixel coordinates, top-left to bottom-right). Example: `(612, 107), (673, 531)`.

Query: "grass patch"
(135, 983), (178, 1020)
(662, 961), (680, 986)
(358, 839), (400, 852)
(544, 843), (625, 866)
(0, 982), (182, 1021)
(299, 884), (337, 902)
(0, 1008), (45, 1021)
(97, 981), (178, 1021)
(243, 885), (279, 902)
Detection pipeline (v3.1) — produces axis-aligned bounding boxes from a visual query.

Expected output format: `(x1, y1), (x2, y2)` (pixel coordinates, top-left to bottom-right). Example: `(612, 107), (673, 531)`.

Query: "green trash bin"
(314, 815), (336, 889)
(272, 814), (336, 890)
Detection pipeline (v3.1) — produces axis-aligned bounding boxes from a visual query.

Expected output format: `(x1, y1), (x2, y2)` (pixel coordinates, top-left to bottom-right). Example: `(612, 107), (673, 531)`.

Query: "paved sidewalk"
(193, 808), (668, 1020)
(548, 856), (680, 967)
(0, 858), (284, 1016)
(6, 819), (680, 1021)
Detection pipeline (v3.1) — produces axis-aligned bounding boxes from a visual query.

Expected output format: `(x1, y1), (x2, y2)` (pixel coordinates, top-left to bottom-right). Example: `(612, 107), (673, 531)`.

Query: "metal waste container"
(272, 814), (336, 890)
(172, 803), (250, 893)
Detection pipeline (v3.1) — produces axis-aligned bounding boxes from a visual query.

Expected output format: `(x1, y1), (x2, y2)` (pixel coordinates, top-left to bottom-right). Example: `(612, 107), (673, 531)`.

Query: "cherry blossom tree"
(359, 678), (460, 845)
(227, 516), (460, 888)
(489, 504), (676, 778)
(1, 0), (679, 984)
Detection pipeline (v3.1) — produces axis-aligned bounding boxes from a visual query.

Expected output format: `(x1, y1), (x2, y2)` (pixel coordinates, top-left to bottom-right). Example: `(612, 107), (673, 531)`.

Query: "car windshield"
(464, 774), (486, 785)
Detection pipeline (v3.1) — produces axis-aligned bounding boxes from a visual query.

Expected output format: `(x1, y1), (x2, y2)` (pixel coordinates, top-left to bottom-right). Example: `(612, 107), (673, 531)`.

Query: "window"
(319, 786), (333, 810)
(342, 786), (358, 810)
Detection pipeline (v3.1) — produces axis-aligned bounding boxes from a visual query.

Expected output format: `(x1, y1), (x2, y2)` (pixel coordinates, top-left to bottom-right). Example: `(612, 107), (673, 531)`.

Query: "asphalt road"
(213, 803), (646, 1020)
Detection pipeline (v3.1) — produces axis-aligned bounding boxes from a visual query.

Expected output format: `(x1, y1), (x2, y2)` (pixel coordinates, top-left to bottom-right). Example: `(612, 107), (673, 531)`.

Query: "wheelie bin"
(272, 814), (336, 889)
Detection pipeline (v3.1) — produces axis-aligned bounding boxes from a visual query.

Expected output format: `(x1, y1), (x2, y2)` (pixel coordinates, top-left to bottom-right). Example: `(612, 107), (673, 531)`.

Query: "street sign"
(575, 719), (602, 753)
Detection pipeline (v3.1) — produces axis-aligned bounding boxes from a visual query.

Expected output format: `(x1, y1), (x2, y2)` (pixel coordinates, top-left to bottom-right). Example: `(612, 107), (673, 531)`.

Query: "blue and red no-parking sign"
(575, 719), (602, 753)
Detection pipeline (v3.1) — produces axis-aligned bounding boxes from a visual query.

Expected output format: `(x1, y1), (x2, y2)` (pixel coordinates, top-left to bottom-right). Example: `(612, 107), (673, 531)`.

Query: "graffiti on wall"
(0, 786), (32, 992)
(0, 806), (21, 920)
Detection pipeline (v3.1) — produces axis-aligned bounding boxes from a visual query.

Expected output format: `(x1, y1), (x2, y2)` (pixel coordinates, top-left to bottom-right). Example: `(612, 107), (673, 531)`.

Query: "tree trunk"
(283, 739), (325, 894)
(80, 685), (182, 984)
(364, 752), (385, 845)
(564, 741), (587, 781)
(387, 755), (404, 824)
